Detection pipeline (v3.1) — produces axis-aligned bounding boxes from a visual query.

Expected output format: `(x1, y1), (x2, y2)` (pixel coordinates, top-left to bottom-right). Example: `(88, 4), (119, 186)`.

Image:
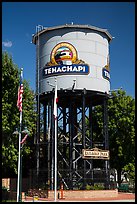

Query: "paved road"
(24, 199), (135, 202)
(23, 193), (135, 202)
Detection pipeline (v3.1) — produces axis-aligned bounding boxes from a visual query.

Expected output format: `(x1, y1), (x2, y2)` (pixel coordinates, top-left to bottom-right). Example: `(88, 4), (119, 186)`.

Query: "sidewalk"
(24, 192), (135, 202)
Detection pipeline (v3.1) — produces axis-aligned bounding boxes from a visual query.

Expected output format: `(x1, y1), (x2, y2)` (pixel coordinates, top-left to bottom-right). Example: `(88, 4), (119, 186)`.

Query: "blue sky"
(2, 2), (135, 98)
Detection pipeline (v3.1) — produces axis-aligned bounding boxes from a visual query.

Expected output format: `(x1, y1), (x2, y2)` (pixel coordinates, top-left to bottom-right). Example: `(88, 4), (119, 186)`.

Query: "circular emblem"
(51, 42), (77, 65)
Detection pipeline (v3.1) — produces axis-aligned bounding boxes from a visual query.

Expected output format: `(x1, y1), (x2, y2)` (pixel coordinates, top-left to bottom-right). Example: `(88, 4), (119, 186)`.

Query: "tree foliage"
(2, 52), (36, 177)
(92, 90), (135, 184)
(108, 90), (135, 184)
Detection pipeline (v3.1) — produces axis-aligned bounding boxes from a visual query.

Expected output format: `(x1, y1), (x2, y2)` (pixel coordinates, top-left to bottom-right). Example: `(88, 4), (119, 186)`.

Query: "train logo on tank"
(43, 42), (89, 78)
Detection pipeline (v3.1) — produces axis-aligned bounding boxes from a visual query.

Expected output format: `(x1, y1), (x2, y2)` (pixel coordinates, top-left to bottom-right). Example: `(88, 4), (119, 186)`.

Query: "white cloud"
(2, 41), (13, 47)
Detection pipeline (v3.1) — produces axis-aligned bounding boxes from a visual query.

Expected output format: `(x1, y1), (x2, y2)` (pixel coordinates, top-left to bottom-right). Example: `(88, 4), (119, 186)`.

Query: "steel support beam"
(34, 91), (110, 190)
(82, 90), (86, 189)
(103, 96), (110, 189)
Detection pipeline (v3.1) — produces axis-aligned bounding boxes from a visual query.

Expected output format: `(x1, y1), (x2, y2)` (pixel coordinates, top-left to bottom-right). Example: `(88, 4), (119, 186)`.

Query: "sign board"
(82, 148), (109, 160)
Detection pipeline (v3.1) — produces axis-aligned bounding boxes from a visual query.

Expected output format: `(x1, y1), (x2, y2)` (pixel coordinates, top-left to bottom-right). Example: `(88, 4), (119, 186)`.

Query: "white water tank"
(32, 24), (112, 94)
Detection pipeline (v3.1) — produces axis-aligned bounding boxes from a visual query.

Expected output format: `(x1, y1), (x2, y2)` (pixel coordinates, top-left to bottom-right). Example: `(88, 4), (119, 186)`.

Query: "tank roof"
(32, 24), (113, 44)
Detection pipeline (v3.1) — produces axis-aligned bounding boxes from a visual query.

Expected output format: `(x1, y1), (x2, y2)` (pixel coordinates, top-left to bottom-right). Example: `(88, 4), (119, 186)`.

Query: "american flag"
(17, 69), (23, 112)
(20, 134), (28, 144)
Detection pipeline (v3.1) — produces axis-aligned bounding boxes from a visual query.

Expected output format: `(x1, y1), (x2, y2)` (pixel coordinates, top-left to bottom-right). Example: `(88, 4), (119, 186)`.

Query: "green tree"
(108, 90), (135, 185)
(2, 52), (36, 177)
(91, 89), (135, 185)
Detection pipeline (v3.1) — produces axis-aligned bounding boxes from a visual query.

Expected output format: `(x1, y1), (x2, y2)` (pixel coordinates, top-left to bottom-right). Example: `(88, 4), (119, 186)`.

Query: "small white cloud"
(2, 41), (13, 47)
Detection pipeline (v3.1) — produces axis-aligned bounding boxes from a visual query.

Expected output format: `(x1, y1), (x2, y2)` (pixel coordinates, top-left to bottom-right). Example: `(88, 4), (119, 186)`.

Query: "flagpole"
(17, 68), (23, 202)
(54, 78), (57, 202)
(47, 78), (58, 201)
(17, 123), (21, 202)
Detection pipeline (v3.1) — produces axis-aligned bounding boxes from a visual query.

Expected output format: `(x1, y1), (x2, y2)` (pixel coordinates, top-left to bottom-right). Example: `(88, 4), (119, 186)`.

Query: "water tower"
(32, 24), (112, 190)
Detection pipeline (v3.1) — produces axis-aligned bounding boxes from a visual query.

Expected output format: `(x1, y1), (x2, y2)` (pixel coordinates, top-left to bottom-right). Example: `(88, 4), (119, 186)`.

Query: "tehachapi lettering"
(43, 64), (89, 77)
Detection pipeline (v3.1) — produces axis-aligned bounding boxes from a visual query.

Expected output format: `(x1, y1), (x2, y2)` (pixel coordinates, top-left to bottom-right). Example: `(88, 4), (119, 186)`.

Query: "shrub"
(85, 183), (105, 190)
(93, 183), (104, 190)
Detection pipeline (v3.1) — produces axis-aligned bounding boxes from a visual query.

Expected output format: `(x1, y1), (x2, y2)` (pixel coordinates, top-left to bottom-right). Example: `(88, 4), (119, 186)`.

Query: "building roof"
(32, 24), (113, 44)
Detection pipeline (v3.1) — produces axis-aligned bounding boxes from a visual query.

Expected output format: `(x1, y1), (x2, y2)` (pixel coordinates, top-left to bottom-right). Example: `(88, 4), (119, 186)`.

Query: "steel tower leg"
(63, 108), (67, 170)
(69, 101), (72, 189)
(69, 98), (77, 189)
(89, 99), (93, 184)
(103, 96), (110, 189)
(43, 103), (48, 186)
(36, 98), (40, 188)
(82, 90), (86, 189)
